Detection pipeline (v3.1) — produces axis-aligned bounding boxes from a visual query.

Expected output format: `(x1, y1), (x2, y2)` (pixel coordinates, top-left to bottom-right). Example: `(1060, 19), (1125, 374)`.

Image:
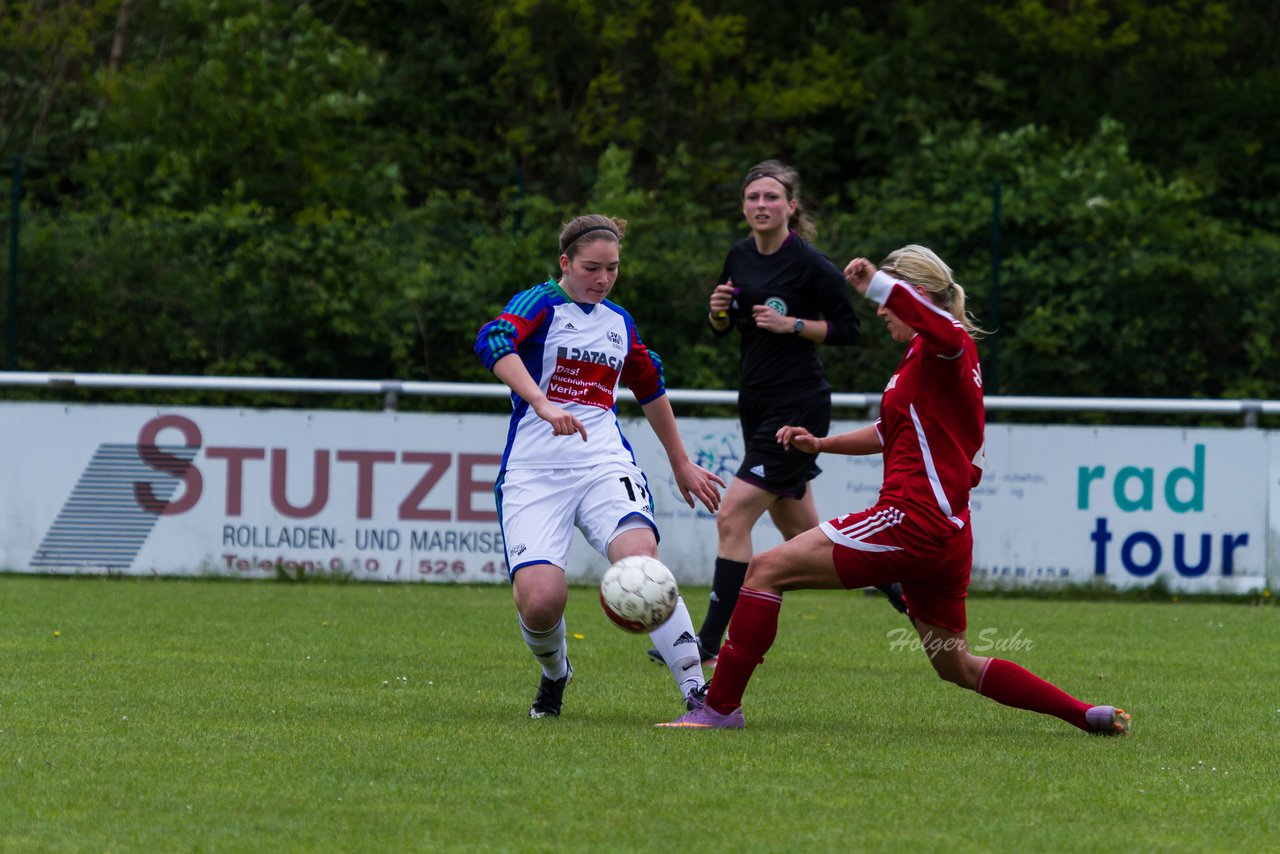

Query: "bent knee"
(743, 549), (788, 589)
(775, 518), (810, 541)
(515, 584), (567, 630)
(716, 510), (754, 542)
(519, 600), (564, 632)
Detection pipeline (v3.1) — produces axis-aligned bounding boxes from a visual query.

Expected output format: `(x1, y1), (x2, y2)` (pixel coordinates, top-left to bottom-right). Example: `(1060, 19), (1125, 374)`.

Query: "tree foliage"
(3, 0), (1279, 408)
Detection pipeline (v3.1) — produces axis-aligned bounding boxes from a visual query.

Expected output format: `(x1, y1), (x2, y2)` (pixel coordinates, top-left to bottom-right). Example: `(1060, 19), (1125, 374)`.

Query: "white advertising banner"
(1, 404), (515, 583)
(0, 403), (1272, 593)
(965, 424), (1269, 593)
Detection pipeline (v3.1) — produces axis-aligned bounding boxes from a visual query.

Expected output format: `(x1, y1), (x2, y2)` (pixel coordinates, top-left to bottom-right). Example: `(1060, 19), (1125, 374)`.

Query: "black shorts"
(736, 386), (831, 500)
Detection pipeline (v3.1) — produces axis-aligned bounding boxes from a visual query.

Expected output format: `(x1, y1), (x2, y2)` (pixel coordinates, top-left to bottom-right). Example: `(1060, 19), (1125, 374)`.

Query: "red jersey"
(866, 271), (985, 530)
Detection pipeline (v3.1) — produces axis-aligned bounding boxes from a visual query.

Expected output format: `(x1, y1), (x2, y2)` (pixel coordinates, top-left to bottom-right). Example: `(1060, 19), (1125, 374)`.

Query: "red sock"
(706, 586), (782, 714)
(978, 658), (1091, 730)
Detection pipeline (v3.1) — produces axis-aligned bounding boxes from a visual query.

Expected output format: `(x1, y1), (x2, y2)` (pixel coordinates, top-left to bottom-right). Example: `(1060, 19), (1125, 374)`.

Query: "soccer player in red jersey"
(660, 245), (1130, 735)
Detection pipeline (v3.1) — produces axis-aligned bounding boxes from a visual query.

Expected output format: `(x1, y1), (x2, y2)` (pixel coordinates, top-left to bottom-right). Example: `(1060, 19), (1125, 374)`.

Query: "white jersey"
(475, 279), (667, 472)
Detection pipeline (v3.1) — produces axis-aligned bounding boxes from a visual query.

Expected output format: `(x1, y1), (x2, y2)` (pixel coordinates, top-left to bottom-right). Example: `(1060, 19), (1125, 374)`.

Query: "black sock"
(876, 583), (909, 615)
(697, 557), (748, 654)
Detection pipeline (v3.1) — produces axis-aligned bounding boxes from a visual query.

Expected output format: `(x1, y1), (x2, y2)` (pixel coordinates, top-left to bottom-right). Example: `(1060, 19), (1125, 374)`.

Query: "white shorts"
(497, 459), (658, 577)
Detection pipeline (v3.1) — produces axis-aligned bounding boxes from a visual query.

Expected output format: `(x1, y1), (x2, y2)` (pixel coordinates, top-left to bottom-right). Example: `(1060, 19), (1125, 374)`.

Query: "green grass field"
(1, 576), (1275, 852)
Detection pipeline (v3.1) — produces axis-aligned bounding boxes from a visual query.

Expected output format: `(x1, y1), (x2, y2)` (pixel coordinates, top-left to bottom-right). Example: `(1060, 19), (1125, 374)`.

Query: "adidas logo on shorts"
(750, 464), (765, 477)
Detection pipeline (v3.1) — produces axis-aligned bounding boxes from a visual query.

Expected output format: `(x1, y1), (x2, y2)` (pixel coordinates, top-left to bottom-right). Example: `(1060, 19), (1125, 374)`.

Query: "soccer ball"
(599, 555), (679, 633)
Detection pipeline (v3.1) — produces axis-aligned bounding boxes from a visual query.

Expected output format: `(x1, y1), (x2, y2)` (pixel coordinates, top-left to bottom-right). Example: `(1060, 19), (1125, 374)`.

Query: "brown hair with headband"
(559, 215), (628, 258)
(741, 160), (815, 241)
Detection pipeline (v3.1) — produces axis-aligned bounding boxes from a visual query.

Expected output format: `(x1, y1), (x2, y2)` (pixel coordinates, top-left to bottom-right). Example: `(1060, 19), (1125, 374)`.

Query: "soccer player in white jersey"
(662, 245), (1130, 735)
(475, 214), (725, 719)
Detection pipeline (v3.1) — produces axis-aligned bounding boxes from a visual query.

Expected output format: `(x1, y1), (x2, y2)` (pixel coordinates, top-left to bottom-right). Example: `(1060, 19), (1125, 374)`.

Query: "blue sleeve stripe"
(506, 290), (540, 318)
(476, 318), (519, 370)
(506, 282), (555, 319)
(648, 349), (666, 387)
(476, 282), (557, 371)
(635, 387), (666, 406)
(634, 349), (666, 405)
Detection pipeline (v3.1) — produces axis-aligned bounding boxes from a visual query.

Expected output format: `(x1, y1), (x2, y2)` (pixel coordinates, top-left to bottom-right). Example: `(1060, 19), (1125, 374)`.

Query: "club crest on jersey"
(765, 297), (787, 314)
(606, 330), (625, 351)
(556, 345), (623, 371)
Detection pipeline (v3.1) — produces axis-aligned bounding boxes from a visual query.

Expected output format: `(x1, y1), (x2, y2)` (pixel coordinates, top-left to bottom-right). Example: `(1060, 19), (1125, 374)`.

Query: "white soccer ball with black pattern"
(599, 555), (679, 633)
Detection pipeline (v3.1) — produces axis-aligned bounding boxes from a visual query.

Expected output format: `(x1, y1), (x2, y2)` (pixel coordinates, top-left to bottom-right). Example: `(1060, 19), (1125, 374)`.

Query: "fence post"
(988, 178), (1002, 398)
(1242, 400), (1260, 428)
(6, 156), (20, 370)
(381, 380), (403, 412)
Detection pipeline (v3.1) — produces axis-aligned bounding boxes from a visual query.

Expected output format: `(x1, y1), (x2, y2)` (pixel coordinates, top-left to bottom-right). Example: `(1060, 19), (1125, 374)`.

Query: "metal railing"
(1, 371), (1277, 426)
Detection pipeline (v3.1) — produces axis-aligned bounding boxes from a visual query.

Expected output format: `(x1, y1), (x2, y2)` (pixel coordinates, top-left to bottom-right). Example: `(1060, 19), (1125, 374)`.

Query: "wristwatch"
(793, 318), (805, 335)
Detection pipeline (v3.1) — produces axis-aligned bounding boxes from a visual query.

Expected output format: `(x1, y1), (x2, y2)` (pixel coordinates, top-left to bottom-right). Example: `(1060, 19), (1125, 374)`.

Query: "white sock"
(520, 616), (568, 679)
(647, 596), (705, 698)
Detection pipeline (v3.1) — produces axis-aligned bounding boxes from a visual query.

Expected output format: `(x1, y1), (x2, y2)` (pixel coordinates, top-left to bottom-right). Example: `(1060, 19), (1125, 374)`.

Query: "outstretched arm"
(641, 395), (725, 512)
(492, 353), (587, 441)
(777, 423), (882, 456)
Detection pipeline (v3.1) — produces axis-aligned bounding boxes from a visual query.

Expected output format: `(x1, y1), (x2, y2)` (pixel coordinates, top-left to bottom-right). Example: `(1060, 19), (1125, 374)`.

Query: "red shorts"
(820, 504), (972, 633)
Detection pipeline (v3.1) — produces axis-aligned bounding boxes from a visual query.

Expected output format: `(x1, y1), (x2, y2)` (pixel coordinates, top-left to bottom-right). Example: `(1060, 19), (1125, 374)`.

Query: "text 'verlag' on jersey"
(546, 357), (619, 410)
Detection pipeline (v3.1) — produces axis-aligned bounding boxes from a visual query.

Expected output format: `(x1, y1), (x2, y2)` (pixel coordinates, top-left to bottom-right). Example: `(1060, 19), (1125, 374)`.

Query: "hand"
(776, 425), (823, 454)
(751, 304), (790, 334)
(843, 257), (877, 297)
(532, 399), (587, 441)
(672, 458), (726, 512)
(710, 280), (738, 318)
